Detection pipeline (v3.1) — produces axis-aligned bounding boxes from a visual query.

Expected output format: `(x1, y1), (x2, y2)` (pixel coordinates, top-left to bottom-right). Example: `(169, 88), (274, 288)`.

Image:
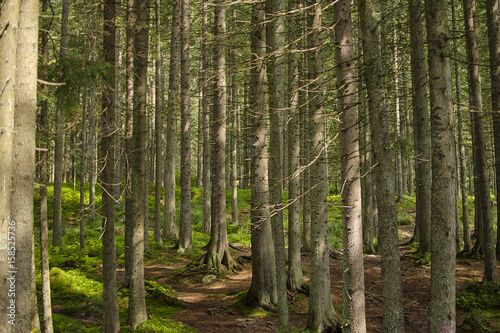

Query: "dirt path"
(144, 227), (496, 332)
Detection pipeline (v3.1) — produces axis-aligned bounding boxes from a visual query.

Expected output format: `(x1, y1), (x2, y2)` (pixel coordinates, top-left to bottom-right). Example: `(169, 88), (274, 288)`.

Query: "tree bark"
(306, 1), (341, 332)
(409, 0), (431, 254)
(0, 1), (19, 331)
(154, 0), (163, 245)
(243, 0), (277, 308)
(128, 0), (149, 326)
(359, 0), (404, 331)
(463, 0), (498, 284)
(335, 1), (366, 331)
(102, 0), (121, 330)
(12, 0), (39, 329)
(486, 0), (500, 259)
(425, 0), (458, 330)
(177, 0), (193, 252)
(164, 0), (181, 240)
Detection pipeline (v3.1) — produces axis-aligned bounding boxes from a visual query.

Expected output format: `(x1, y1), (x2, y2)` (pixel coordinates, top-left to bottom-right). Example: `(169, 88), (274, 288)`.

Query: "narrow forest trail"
(143, 226), (497, 332)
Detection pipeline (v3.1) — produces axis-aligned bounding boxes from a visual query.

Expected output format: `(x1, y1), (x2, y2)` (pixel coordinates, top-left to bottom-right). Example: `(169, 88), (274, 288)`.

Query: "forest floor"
(139, 225), (498, 333)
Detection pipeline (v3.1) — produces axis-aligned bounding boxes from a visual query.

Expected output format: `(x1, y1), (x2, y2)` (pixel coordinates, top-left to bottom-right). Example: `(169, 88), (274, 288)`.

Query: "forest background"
(1, 0), (500, 332)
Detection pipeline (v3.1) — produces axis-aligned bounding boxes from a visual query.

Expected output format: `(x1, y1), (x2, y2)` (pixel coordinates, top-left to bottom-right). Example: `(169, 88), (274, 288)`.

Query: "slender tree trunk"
(177, 0), (193, 251)
(201, 0), (211, 234)
(129, 0), (149, 326)
(102, 0), (121, 330)
(230, 6), (239, 227)
(53, 0), (71, 247)
(266, 0), (289, 329)
(123, 0), (136, 288)
(306, 1), (341, 332)
(154, 0), (163, 245)
(425, 0), (458, 331)
(12, 0), (39, 329)
(39, 1), (54, 330)
(243, 0), (277, 308)
(359, 0), (404, 331)
(463, 0), (498, 284)
(409, 0), (431, 254)
(0, 1), (19, 331)
(206, 0), (238, 273)
(335, 1), (366, 331)
(287, 0), (308, 294)
(486, 0), (500, 259)
(164, 0), (181, 240)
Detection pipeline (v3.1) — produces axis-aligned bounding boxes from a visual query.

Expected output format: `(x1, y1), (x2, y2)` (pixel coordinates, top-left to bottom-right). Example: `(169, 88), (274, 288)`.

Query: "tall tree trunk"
(201, 0), (211, 234)
(154, 0), (163, 245)
(177, 0), (193, 251)
(206, 0), (238, 273)
(0, 0), (19, 330)
(230, 6), (239, 227)
(335, 1), (366, 331)
(409, 0), (431, 253)
(39, 0), (54, 330)
(452, 0), (471, 253)
(287, 0), (308, 294)
(12, 0), (39, 329)
(266, 0), (289, 329)
(102, 0), (121, 330)
(486, 0), (500, 259)
(306, 1), (341, 332)
(243, 0), (277, 308)
(425, 0), (458, 331)
(123, 0), (136, 288)
(359, 0), (404, 331)
(463, 0), (498, 284)
(53, 0), (71, 247)
(128, 0), (149, 326)
(164, 0), (181, 240)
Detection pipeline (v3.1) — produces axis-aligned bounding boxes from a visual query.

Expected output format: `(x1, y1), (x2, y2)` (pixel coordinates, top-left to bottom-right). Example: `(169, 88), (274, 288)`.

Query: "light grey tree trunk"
(177, 0), (192, 252)
(335, 1), (366, 331)
(12, 0), (39, 329)
(463, 0), (498, 284)
(425, 0), (458, 331)
(409, 0), (431, 253)
(359, 0), (404, 331)
(306, 1), (341, 332)
(128, 0), (149, 326)
(0, 1), (19, 331)
(230, 6), (239, 227)
(163, 0), (181, 240)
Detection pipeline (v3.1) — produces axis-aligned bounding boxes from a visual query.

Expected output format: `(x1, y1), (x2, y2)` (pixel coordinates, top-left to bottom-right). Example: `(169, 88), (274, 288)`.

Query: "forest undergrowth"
(33, 183), (500, 332)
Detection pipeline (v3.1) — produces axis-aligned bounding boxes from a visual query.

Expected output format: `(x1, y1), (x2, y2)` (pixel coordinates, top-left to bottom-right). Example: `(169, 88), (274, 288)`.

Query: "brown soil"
(142, 226), (498, 333)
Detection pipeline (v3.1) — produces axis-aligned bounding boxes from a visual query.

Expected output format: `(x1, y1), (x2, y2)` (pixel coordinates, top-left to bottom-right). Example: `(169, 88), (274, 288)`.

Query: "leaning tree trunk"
(359, 0), (404, 331)
(335, 1), (366, 331)
(463, 0), (498, 284)
(409, 0), (431, 254)
(306, 1), (341, 332)
(425, 0), (458, 331)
